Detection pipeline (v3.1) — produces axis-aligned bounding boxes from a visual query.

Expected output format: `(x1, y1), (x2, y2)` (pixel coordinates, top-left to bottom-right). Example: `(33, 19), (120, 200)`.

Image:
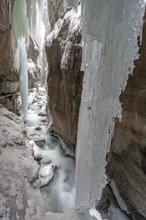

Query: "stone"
(0, 0), (19, 110)
(27, 58), (41, 89)
(48, 0), (65, 29)
(46, 5), (83, 146)
(27, 36), (39, 64)
(0, 106), (43, 219)
(32, 136), (46, 149)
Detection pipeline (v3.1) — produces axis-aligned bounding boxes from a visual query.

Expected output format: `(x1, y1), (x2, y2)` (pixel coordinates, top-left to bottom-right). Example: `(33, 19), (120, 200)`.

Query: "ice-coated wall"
(75, 0), (145, 209)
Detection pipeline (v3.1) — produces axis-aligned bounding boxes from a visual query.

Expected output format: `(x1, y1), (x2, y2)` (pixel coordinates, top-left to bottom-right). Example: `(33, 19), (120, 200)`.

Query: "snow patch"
(39, 164), (56, 187)
(89, 209), (104, 220)
(89, 209), (107, 220)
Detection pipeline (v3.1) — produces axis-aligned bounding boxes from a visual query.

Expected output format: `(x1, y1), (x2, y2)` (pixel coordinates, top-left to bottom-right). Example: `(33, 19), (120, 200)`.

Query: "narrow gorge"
(0, 1), (146, 220)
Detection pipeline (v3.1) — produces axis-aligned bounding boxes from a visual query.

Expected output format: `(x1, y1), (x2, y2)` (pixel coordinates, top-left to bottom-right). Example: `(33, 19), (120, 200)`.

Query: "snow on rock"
(46, 3), (83, 146)
(29, 140), (42, 160)
(46, 19), (64, 46)
(28, 88), (38, 106)
(46, 4), (81, 55)
(27, 59), (41, 89)
(89, 209), (106, 220)
(39, 164), (56, 187)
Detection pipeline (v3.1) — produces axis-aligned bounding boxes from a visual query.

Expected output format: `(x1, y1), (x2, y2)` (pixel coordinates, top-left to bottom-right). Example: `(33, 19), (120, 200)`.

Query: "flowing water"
(17, 86), (132, 219)
(19, 86), (76, 213)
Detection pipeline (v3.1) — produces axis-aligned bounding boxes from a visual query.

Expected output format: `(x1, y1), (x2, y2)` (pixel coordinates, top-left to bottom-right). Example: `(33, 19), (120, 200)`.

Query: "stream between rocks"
(18, 86), (76, 214)
(17, 86), (131, 219)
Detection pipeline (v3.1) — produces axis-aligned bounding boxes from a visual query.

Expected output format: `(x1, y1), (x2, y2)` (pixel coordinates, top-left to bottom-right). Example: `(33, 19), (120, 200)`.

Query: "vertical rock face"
(47, 0), (78, 30)
(107, 9), (146, 220)
(48, 0), (64, 29)
(46, 5), (83, 146)
(27, 36), (41, 89)
(0, 0), (19, 111)
(0, 0), (16, 83)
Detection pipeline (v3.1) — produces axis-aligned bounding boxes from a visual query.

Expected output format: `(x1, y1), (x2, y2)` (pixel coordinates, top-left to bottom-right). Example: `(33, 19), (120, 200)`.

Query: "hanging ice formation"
(12, 0), (29, 120)
(11, 0), (46, 120)
(19, 38), (28, 120)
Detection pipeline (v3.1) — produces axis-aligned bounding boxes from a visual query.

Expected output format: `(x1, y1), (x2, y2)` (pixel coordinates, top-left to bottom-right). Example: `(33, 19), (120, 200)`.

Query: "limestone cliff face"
(0, 106), (43, 219)
(107, 9), (146, 220)
(0, 0), (19, 111)
(46, 5), (83, 146)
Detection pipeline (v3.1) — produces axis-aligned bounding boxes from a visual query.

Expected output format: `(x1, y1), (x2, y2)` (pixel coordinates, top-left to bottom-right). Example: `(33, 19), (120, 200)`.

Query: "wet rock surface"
(46, 5), (83, 146)
(0, 0), (19, 111)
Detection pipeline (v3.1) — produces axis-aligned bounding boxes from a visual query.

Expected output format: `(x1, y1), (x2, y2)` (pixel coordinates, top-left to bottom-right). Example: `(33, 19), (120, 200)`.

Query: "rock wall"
(48, 0), (78, 30)
(0, 0), (19, 111)
(107, 8), (146, 220)
(48, 0), (64, 29)
(46, 5), (83, 146)
(0, 106), (43, 219)
(27, 36), (41, 89)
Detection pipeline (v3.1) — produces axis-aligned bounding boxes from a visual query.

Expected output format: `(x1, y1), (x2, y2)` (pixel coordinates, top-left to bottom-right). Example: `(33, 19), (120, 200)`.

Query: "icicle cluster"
(11, 0), (47, 120)
(12, 0), (29, 120)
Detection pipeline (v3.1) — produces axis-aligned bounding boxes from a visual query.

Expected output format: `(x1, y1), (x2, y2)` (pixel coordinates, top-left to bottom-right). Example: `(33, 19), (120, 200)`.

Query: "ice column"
(12, 0), (29, 120)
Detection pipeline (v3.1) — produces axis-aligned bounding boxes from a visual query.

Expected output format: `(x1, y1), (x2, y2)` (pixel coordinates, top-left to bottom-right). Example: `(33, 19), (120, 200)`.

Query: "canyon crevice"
(0, 0), (146, 220)
(46, 4), (83, 146)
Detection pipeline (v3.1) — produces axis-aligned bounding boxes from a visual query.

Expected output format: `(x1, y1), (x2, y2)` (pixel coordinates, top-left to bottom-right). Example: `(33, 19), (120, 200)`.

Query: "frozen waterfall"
(19, 38), (28, 120)
(12, 0), (29, 120)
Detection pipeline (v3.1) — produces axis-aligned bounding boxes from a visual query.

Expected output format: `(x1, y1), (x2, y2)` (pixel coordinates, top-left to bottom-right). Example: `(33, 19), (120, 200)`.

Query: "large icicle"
(12, 0), (29, 120)
(19, 38), (28, 120)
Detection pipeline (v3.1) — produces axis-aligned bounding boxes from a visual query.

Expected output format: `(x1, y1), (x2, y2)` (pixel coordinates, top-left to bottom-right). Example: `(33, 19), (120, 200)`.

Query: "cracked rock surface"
(0, 105), (43, 220)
